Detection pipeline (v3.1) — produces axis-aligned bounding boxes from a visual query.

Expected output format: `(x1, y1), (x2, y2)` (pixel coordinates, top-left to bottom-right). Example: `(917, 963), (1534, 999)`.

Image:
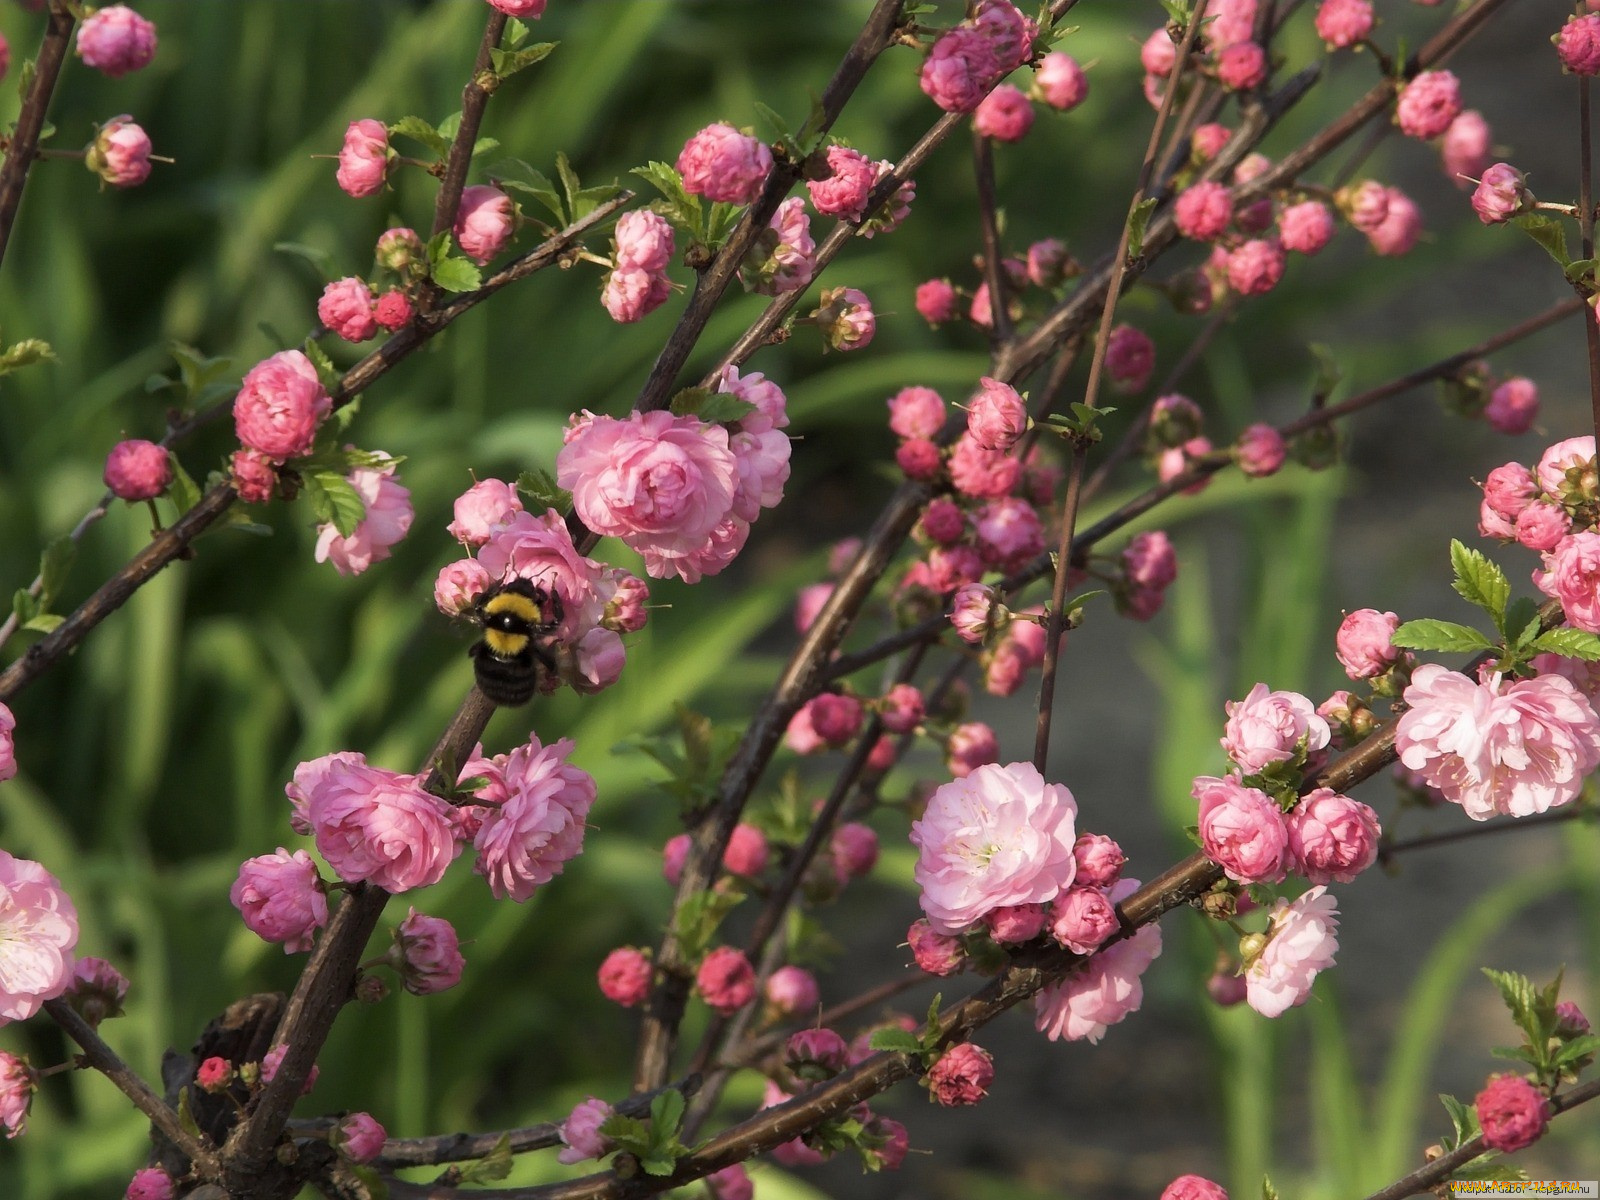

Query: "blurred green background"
(0, 1), (1595, 1196)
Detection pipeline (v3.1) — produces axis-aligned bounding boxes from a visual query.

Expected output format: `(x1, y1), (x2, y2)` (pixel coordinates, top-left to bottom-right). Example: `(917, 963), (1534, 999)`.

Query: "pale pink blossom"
(1049, 885), (1119, 954)
(1537, 435), (1597, 499)
(974, 84), (1034, 142)
(1536, 530), (1600, 632)
(1222, 683), (1331, 773)
(1516, 502), (1570, 552)
(1396, 69), (1461, 140)
(0, 1052), (34, 1138)
(1191, 123), (1231, 161)
(314, 455), (413, 577)
(1483, 462), (1537, 524)
(1340, 180), (1390, 232)
(76, 6), (156, 77)
(336, 1113), (387, 1163)
(304, 758), (459, 892)
(1335, 609), (1401, 679)
(87, 115), (151, 188)
(1035, 879), (1161, 1042)
(1072, 833), (1125, 887)
(233, 350), (331, 463)
(910, 760), (1078, 934)
(1035, 51), (1088, 110)
(487, 0), (547, 15)
(334, 119), (388, 198)
(601, 265), (672, 323)
(1476, 1074), (1551, 1152)
(717, 364), (789, 432)
(948, 434), (1021, 499)
(229, 848), (327, 953)
(950, 583), (1002, 644)
(966, 377), (1027, 451)
(448, 479), (522, 547)
(878, 684), (925, 734)
(1397, 664), (1600, 818)
(808, 144), (875, 220)
(602, 569), (649, 633)
(968, 280), (994, 329)
(613, 209), (674, 272)
(696, 945), (756, 1014)
(915, 278), (957, 324)
(927, 1042), (994, 1105)
(888, 385), (947, 440)
(946, 721), (999, 778)
(1367, 187), (1423, 256)
(393, 908), (464, 995)
(471, 735), (595, 901)
(1472, 163), (1531, 225)
(103, 439), (171, 501)
(676, 123), (771, 204)
(1442, 110), (1492, 184)
(597, 946), (652, 1007)
(730, 426), (790, 521)
(0, 851), (78, 1024)
(433, 558), (490, 617)
(1141, 28), (1176, 76)
(454, 185), (514, 265)
(1315, 0), (1373, 48)
(1485, 376), (1538, 435)
(1245, 886), (1340, 1017)
(1194, 775), (1290, 884)
(63, 957), (128, 1028)
(557, 1097), (615, 1164)
(1205, 0), (1257, 48)
(765, 965), (820, 1015)
(743, 197), (815, 294)
(317, 277), (377, 342)
(1287, 789), (1380, 884)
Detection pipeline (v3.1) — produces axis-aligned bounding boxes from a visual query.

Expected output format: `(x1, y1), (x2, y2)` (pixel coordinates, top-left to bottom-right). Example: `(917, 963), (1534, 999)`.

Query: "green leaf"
(0, 337), (56, 377)
(573, 181), (623, 221)
(1527, 628), (1600, 661)
(1389, 618), (1495, 655)
(754, 101), (794, 146)
(166, 461), (201, 518)
(639, 1155), (677, 1177)
(1507, 598), (1543, 649)
(272, 241), (333, 276)
(12, 589), (38, 626)
(555, 151), (582, 220)
(1483, 968), (1537, 1030)
(437, 111), (463, 143)
(1309, 342), (1342, 395)
(516, 467), (570, 512)
(598, 1113), (650, 1148)
(1439, 1093), (1478, 1148)
(503, 16), (530, 46)
(303, 468), (367, 537)
(38, 537), (75, 612)
(867, 1028), (922, 1054)
(176, 1088), (202, 1140)
(1552, 1034), (1600, 1067)
(470, 136), (501, 160)
(1261, 1178), (1281, 1200)
(1126, 196), (1158, 259)
(1512, 212), (1571, 268)
(430, 254), (483, 293)
(1565, 257), (1598, 285)
(632, 162), (701, 235)
(301, 336), (339, 389)
(489, 40), (555, 79)
(456, 1134), (514, 1183)
(389, 115), (449, 157)
(21, 613), (64, 635)
(650, 1088), (685, 1136)
(489, 157), (565, 226)
(1450, 539), (1510, 626)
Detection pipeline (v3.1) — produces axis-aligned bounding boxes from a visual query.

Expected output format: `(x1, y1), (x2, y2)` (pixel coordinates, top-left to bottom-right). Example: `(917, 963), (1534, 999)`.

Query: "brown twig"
(430, 12), (509, 244)
(0, 0), (75, 268)
(1378, 805), (1593, 865)
(973, 130), (1013, 347)
(1578, 75), (1600, 447)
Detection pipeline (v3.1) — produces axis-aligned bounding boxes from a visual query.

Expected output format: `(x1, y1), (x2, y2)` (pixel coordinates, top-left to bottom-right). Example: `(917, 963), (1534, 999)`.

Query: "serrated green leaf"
(1126, 196), (1158, 259)
(1508, 598), (1543, 648)
(504, 16), (529, 46)
(301, 337), (338, 388)
(167, 461), (201, 518)
(437, 111), (463, 143)
(489, 40), (555, 79)
(304, 468), (367, 537)
(556, 151), (581, 218)
(489, 158), (565, 225)
(1527, 628), (1600, 661)
(598, 1113), (650, 1146)
(867, 1028), (922, 1054)
(1552, 1034), (1600, 1066)
(639, 1155), (677, 1177)
(1261, 1177), (1280, 1200)
(470, 136), (501, 160)
(572, 181), (623, 221)
(754, 101), (793, 145)
(455, 1134), (514, 1183)
(1512, 212), (1571, 267)
(1566, 257), (1598, 284)
(1390, 618), (1495, 654)
(650, 1088), (685, 1135)
(1450, 539), (1510, 625)
(389, 115), (449, 156)
(176, 1087), (201, 1139)
(515, 467), (569, 512)
(1483, 967), (1538, 1029)
(430, 254), (483, 293)
(1439, 1093), (1477, 1148)
(38, 537), (75, 612)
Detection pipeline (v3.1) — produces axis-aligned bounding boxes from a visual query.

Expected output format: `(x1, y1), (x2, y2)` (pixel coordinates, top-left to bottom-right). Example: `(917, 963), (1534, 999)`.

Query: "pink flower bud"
(918, 498), (966, 545)
(809, 692), (864, 746)
(487, 0), (548, 15)
(1034, 51), (1088, 110)
(1475, 1074), (1550, 1152)
(1396, 69), (1461, 140)
(602, 265), (672, 323)
(1226, 237), (1286, 296)
(660, 833), (690, 887)
(676, 123), (771, 204)
(230, 449), (278, 504)
(984, 902), (1046, 943)
(432, 558), (490, 618)
(230, 847), (328, 954)
(1287, 788), (1380, 884)
(1482, 462), (1536, 523)
(1558, 14), (1600, 76)
(336, 1112), (386, 1163)
(77, 6), (157, 78)
(125, 1168), (175, 1200)
(1175, 180), (1233, 242)
(454, 185), (514, 265)
(765, 965), (820, 1016)
(915, 278), (957, 324)
(1049, 886), (1119, 953)
(373, 289), (413, 332)
(786, 1027), (849, 1076)
(1191, 122), (1232, 162)
(393, 908), (464, 995)
(1556, 1000), (1591, 1037)
(1235, 423), (1286, 478)
(695, 945), (756, 1015)
(64, 957), (128, 1028)
(966, 377), (1028, 451)
(949, 583), (1002, 644)
(808, 144), (876, 220)
(103, 438), (172, 501)
(259, 1044), (318, 1094)
(896, 437), (943, 481)
(1141, 28), (1176, 76)
(88, 115), (152, 188)
(908, 918), (966, 975)
(707, 1164), (754, 1200)
(831, 822), (880, 881)
(1215, 41), (1268, 91)
(1471, 163), (1532, 225)
(921, 26), (1004, 114)
(974, 84), (1034, 142)
(927, 1042), (994, 1106)
(556, 1097), (615, 1164)
(1072, 833), (1126, 887)
(1367, 186), (1422, 256)
(946, 721), (999, 778)
(317, 277), (378, 342)
(604, 570), (650, 633)
(876, 683), (926, 735)
(722, 823), (769, 877)
(815, 286), (875, 351)
(1442, 110), (1492, 184)
(1485, 376), (1538, 435)
(196, 1055), (233, 1094)
(1278, 200), (1334, 255)
(1515, 501), (1570, 552)
(375, 226), (423, 272)
(233, 349), (331, 463)
(613, 209), (674, 272)
(1026, 237), (1073, 287)
(335, 119), (389, 197)
(1162, 1175), (1228, 1200)
(1339, 180), (1390, 232)
(598, 946), (651, 1007)
(1194, 775), (1290, 884)
(1335, 608), (1400, 679)
(888, 385), (947, 440)
(1315, 0), (1373, 49)
(1106, 324), (1155, 392)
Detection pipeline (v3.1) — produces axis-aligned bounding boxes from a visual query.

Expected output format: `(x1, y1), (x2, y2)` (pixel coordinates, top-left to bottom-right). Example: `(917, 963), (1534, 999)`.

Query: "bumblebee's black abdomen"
(469, 642), (540, 706)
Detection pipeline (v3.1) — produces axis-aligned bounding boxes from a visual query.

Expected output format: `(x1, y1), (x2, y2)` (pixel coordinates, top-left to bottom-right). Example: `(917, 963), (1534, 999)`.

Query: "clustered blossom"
(0, 851), (79, 1024)
(1557, 14), (1600, 76)
(336, 119), (389, 198)
(103, 439), (172, 502)
(1221, 682), (1331, 775)
(605, 209), (675, 323)
(919, 0), (1034, 114)
(76, 5), (157, 77)
(229, 847), (327, 953)
(1476, 1074), (1551, 1151)
(1194, 775), (1289, 884)
(317, 277), (378, 342)
(234, 349), (331, 462)
(557, 1097), (616, 1164)
(314, 454), (414, 577)
(462, 735), (597, 901)
(1035, 879), (1162, 1042)
(1244, 886), (1340, 1017)
(676, 123), (771, 205)
(454, 185), (515, 264)
(926, 1042), (994, 1106)
(742, 197), (815, 295)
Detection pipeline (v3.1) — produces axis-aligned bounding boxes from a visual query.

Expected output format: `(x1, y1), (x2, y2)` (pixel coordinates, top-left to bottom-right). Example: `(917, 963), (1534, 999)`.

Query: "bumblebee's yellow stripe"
(484, 628), (531, 657)
(484, 591), (545, 623)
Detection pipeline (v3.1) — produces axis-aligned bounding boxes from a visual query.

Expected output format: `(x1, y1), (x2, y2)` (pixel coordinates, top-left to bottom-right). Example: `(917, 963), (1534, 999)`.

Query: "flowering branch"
(0, 0), (76, 268)
(429, 11), (508, 246)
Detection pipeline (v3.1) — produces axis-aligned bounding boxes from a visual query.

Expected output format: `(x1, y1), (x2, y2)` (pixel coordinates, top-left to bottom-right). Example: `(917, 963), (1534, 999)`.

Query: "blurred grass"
(0, 1), (1591, 1197)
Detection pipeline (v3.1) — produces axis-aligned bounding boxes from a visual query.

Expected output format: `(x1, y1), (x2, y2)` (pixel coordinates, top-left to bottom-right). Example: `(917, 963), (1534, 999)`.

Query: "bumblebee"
(468, 578), (564, 707)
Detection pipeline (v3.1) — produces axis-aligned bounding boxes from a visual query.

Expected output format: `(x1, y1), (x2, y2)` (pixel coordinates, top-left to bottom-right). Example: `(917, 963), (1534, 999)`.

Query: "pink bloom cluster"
(234, 350), (331, 463)
(927, 1042), (994, 1105)
(230, 847), (327, 953)
(103, 439), (172, 502)
(1221, 682), (1331, 775)
(1244, 886), (1339, 1017)
(676, 123), (771, 205)
(604, 209), (675, 323)
(0, 851), (79, 1024)
(76, 5), (157, 77)
(741, 196), (816, 295)
(459, 734), (597, 901)
(314, 453), (414, 577)
(1475, 1074), (1551, 1152)
(919, 0), (1035, 114)
(1035, 877), (1162, 1042)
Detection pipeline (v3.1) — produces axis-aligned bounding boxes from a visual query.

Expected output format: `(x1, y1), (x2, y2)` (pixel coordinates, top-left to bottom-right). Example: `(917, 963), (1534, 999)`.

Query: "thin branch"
(973, 130), (1013, 346)
(0, 0), (75, 268)
(429, 12), (508, 244)
(1378, 806), (1593, 866)
(1579, 75), (1600, 447)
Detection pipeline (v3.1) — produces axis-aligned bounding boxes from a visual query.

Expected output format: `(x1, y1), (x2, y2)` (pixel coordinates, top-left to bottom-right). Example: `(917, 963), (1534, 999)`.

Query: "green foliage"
(600, 1088), (693, 1176)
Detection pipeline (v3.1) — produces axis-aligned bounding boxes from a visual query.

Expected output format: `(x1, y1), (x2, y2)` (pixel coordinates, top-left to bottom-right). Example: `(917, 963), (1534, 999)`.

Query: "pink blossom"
(314, 455), (413, 577)
(557, 410), (737, 574)
(786, 1027), (849, 1077)
(597, 946), (652, 1007)
(660, 833), (690, 886)
(1537, 435), (1597, 499)
(897, 438), (943, 481)
(453, 185), (514, 265)
(487, 0), (547, 15)
(1367, 186), (1422, 256)
(1191, 122), (1231, 161)
(1106, 324), (1154, 392)
(1222, 683), (1330, 773)
(968, 280), (994, 329)
(918, 498), (966, 545)
(1035, 52), (1088, 110)
(985, 902), (1046, 943)
(230, 449), (277, 504)
(1158, 438), (1214, 495)
(233, 349), (331, 463)
(920, 26), (1003, 114)
(888, 386), (947, 440)
(1215, 41), (1267, 91)
(613, 209), (674, 272)
(716, 364), (789, 432)
(1315, 0), (1373, 48)
(602, 568), (649, 633)
(1516, 502), (1570, 553)
(259, 1044), (318, 1094)
(88, 115), (151, 188)
(0, 1052), (33, 1138)
(1141, 28), (1177, 76)
(1340, 180), (1390, 232)
(743, 196), (815, 294)
(1558, 14), (1600, 76)
(1035, 879), (1162, 1042)
(1072, 833), (1125, 887)
(1049, 885), (1119, 954)
(1472, 163), (1531, 224)
(1442, 110), (1492, 184)
(1, 705), (17, 781)
(794, 582), (834, 634)
(908, 918), (966, 975)
(1485, 376), (1538, 435)
(335, 1112), (386, 1164)
(602, 265), (672, 323)
(966, 377), (1027, 451)
(0, 851), (78, 1024)
(1175, 181), (1233, 242)
(1163, 1176), (1229, 1200)
(975, 497), (1043, 571)
(948, 434), (1021, 499)
(1398, 665), (1600, 819)
(676, 123), (771, 204)
(696, 945), (756, 1015)
(334, 119), (389, 198)
(878, 684), (925, 734)
(808, 144), (875, 220)
(557, 1097), (616, 1165)
(730, 426), (790, 522)
(1205, 0), (1257, 48)
(860, 159), (915, 238)
(1123, 530), (1177, 590)
(103, 439), (171, 501)
(816, 286), (875, 351)
(946, 721), (1000, 778)
(1278, 200), (1334, 255)
(373, 289), (412, 331)
(1476, 1074), (1551, 1151)
(1245, 886), (1340, 1017)
(927, 1042), (994, 1106)
(831, 822), (880, 880)
(393, 908), (464, 995)
(723, 823), (769, 877)
(1483, 462), (1537, 524)
(317, 277), (378, 342)
(1396, 69), (1461, 140)
(229, 847), (327, 953)
(304, 758), (459, 892)
(974, 84), (1034, 142)
(809, 693), (864, 746)
(375, 226), (423, 272)
(471, 735), (595, 901)
(1226, 237), (1286, 295)
(1335, 609), (1401, 680)
(1235, 423), (1287, 477)
(124, 1168), (174, 1200)
(1531, 652), (1600, 703)
(63, 957), (127, 1028)
(1536, 530), (1600, 632)
(433, 558), (490, 617)
(1287, 789), (1380, 884)
(910, 760), (1078, 934)
(784, 703), (825, 755)
(765, 965), (820, 1015)
(448, 479), (522, 547)
(1194, 775), (1290, 884)
(915, 279), (957, 324)
(1026, 238), (1072, 287)
(950, 583), (1002, 644)
(76, 6), (156, 77)
(707, 1164), (753, 1200)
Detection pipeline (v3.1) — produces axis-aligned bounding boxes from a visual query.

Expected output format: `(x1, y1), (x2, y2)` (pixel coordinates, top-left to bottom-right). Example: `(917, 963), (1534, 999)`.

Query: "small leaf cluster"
(616, 703), (741, 815)
(599, 1089), (695, 1178)
(867, 994), (948, 1068)
(1483, 967), (1600, 1088)
(632, 162), (741, 254)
